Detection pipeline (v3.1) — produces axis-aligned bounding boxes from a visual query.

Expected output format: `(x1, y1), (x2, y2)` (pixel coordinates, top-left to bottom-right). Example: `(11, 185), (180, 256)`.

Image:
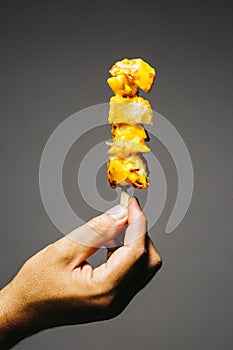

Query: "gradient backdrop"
(0, 1), (232, 349)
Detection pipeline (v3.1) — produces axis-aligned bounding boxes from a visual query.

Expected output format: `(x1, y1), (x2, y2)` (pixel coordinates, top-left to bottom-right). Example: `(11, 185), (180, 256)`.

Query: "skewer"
(120, 187), (130, 207)
(107, 58), (155, 206)
(105, 187), (129, 254)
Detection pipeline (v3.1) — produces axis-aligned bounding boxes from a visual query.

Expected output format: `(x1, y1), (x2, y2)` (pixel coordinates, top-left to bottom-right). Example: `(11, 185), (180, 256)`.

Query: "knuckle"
(151, 251), (163, 270)
(51, 239), (76, 264)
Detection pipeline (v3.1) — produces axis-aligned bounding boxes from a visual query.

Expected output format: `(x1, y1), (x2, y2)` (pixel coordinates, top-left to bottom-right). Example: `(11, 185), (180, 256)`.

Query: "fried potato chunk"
(108, 95), (153, 125)
(107, 155), (149, 189)
(107, 124), (150, 157)
(109, 58), (156, 93)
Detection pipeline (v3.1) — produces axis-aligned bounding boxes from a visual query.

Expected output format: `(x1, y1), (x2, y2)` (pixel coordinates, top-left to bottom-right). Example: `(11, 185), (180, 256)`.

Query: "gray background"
(0, 1), (232, 349)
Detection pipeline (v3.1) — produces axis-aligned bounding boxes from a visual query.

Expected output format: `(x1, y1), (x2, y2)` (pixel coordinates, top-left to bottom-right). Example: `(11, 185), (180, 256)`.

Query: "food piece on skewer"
(108, 58), (156, 94)
(107, 155), (149, 190)
(107, 123), (150, 157)
(111, 123), (148, 141)
(108, 95), (153, 125)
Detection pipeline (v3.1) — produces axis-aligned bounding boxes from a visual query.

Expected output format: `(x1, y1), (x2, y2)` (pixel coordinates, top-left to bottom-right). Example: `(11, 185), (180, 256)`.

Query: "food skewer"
(120, 187), (130, 207)
(106, 58), (156, 205)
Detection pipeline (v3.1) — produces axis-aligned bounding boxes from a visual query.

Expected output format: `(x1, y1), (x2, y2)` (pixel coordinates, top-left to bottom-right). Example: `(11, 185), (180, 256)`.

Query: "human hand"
(0, 197), (162, 349)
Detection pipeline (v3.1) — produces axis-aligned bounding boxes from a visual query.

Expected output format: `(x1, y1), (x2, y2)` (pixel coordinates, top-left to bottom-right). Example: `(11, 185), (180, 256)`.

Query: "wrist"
(0, 283), (36, 349)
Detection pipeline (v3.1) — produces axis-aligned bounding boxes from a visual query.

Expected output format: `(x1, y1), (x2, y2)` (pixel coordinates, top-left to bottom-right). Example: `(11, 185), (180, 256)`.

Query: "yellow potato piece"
(108, 95), (153, 125)
(107, 155), (149, 189)
(109, 58), (156, 93)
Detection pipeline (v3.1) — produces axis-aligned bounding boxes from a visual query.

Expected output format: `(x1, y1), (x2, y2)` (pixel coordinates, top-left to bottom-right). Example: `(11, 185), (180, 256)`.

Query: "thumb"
(63, 204), (128, 262)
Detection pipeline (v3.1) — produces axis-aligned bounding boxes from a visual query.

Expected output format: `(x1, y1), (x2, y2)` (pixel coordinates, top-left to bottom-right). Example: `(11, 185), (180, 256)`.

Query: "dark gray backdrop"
(0, 1), (232, 349)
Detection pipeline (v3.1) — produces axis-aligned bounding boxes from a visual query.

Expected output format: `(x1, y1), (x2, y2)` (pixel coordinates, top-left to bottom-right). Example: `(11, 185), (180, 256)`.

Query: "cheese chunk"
(108, 95), (153, 125)
(107, 155), (149, 189)
(109, 58), (156, 93)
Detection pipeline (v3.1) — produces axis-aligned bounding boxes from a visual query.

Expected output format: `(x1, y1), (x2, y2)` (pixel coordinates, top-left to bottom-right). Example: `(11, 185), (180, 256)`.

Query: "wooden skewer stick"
(105, 188), (129, 252)
(120, 187), (130, 207)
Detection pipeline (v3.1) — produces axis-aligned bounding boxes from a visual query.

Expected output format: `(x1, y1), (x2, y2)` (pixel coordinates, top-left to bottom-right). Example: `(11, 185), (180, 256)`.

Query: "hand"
(0, 197), (162, 349)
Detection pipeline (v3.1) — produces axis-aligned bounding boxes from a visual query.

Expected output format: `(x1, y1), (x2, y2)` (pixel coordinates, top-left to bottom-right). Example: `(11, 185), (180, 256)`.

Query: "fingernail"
(107, 204), (128, 220)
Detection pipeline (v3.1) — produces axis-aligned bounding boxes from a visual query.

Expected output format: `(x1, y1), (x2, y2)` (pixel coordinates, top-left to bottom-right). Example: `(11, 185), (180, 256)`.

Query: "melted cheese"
(109, 58), (155, 93)
(107, 74), (138, 97)
(111, 123), (148, 141)
(107, 155), (149, 189)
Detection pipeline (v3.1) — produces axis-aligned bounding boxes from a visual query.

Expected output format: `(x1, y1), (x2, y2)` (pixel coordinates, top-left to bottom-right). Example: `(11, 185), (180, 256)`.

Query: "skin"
(0, 197), (162, 349)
